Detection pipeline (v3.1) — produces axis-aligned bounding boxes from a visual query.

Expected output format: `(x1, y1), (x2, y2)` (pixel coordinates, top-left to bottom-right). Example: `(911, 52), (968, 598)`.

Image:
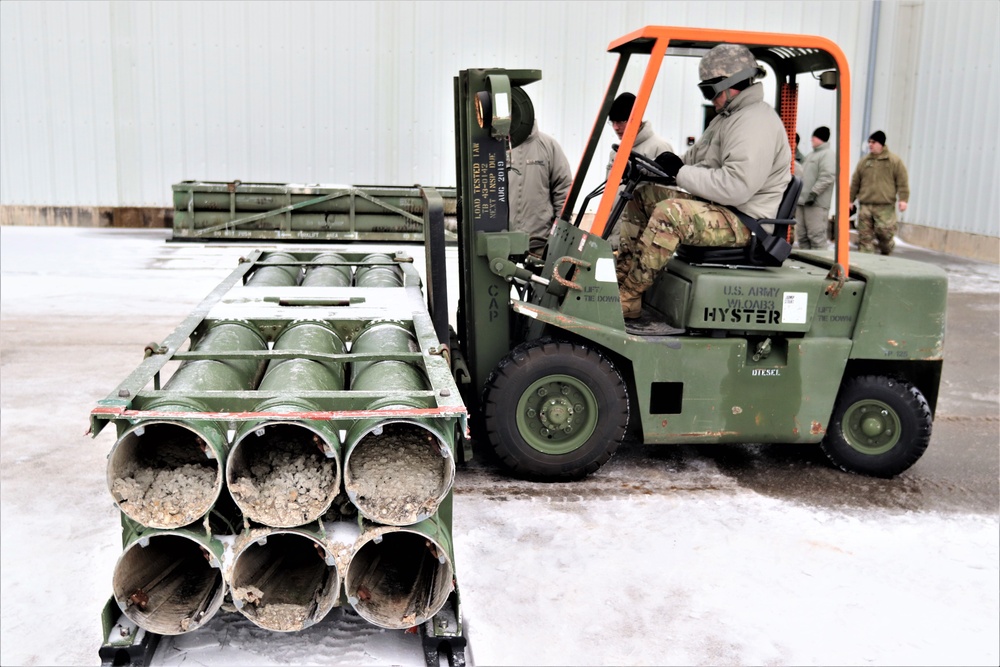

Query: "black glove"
(653, 152), (684, 179)
(849, 203), (857, 216)
(805, 193), (817, 206)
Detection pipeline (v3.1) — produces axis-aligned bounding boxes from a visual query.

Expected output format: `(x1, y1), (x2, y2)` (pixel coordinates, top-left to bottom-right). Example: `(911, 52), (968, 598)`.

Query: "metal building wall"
(901, 0), (999, 237)
(0, 0), (996, 240)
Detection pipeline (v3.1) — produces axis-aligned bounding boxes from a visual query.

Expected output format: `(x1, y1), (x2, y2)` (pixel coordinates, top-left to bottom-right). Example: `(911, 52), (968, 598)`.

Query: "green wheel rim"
(842, 398), (902, 455)
(515, 373), (599, 455)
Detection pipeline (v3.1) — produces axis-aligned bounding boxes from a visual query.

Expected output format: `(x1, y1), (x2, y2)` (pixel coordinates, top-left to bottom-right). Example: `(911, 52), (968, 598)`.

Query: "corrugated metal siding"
(905, 0), (999, 236)
(0, 1), (118, 205)
(0, 0), (996, 239)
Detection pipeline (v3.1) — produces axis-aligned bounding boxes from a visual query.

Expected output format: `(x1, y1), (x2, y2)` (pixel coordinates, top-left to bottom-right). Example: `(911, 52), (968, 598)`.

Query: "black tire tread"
(482, 338), (629, 481)
(821, 374), (932, 477)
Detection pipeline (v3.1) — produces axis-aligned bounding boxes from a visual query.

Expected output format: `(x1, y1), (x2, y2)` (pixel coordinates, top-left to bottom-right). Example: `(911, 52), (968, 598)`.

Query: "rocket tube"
(245, 251), (301, 287)
(344, 320), (454, 525)
(227, 321), (345, 527)
(345, 515), (455, 630)
(301, 251), (353, 287)
(353, 253), (403, 287)
(349, 320), (419, 383)
(107, 409), (228, 529)
(229, 526), (341, 632)
(112, 528), (227, 635)
(107, 322), (267, 529)
(343, 398), (455, 526)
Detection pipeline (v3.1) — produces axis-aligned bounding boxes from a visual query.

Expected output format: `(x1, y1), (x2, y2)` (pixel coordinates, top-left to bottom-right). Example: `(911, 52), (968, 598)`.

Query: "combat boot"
(615, 244), (635, 285)
(619, 273), (652, 319)
(615, 250), (633, 284)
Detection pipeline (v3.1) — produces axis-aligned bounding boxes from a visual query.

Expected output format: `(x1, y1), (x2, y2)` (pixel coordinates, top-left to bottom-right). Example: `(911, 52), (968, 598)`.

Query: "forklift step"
(625, 308), (685, 336)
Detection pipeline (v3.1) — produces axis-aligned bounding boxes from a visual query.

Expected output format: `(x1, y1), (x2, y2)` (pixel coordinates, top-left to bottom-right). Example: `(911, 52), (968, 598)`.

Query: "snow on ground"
(1, 227), (998, 666)
(146, 493), (998, 667)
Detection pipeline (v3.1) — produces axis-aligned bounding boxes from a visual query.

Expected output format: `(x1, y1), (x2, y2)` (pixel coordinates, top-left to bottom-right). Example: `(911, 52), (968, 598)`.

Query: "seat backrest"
(674, 174), (800, 268)
(775, 175), (802, 221)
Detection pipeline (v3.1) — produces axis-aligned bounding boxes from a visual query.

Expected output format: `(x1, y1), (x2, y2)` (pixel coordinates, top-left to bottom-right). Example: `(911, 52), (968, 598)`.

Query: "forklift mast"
(452, 68), (541, 403)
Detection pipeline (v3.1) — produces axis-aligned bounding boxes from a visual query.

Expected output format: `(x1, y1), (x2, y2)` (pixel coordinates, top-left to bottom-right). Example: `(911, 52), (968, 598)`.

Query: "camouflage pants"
(617, 183), (749, 286)
(856, 203), (897, 255)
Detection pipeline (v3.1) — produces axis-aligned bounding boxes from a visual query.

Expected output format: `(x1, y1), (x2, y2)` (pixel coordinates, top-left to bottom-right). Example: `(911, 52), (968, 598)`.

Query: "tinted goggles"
(698, 67), (760, 100)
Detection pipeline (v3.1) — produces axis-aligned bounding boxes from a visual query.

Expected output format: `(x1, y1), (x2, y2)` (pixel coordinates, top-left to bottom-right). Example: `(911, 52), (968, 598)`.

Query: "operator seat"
(674, 175), (802, 267)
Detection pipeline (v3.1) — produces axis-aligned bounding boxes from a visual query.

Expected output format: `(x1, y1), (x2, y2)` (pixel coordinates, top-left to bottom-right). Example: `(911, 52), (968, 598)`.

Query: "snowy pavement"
(0, 227), (997, 666)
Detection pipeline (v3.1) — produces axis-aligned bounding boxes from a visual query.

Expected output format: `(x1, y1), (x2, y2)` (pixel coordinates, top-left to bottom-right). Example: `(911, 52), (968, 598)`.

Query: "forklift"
(444, 26), (946, 481)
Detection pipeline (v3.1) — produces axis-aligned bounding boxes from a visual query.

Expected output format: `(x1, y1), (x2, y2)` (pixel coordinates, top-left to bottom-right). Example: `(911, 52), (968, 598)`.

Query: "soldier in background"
(849, 130), (910, 255)
(605, 92), (674, 252)
(508, 119), (572, 254)
(795, 126), (836, 249)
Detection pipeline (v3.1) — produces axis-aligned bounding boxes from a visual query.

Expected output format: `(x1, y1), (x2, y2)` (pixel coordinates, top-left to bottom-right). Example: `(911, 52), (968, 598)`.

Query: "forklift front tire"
(483, 339), (629, 480)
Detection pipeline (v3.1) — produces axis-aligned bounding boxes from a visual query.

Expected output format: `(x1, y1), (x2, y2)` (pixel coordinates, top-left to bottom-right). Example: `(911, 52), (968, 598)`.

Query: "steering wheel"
(628, 150), (673, 181)
(611, 143), (674, 182)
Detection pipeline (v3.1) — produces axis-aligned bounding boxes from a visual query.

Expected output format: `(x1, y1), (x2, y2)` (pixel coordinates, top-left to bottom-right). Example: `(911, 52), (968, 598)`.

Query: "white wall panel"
(906, 0), (999, 237)
(0, 0), (996, 239)
(1, 0), (118, 205)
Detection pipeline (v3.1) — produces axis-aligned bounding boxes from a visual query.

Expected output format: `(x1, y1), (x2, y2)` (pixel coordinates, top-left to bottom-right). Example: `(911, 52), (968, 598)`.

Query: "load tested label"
(782, 292), (808, 324)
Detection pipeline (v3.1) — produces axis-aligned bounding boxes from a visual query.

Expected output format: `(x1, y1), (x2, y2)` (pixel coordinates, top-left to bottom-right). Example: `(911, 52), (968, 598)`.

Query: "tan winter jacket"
(606, 121), (674, 176)
(798, 140), (836, 209)
(508, 121), (573, 251)
(675, 83), (791, 219)
(850, 147), (909, 205)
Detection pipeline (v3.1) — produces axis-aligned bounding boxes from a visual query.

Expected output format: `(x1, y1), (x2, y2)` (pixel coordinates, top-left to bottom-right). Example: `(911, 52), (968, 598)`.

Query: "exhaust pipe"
(345, 516), (454, 630)
(112, 528), (226, 635)
(229, 527), (340, 632)
(227, 321), (346, 527)
(108, 321), (267, 529)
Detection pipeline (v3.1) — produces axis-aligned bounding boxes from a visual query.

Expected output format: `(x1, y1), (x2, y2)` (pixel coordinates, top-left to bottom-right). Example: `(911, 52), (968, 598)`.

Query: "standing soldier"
(508, 118), (573, 254)
(849, 130), (910, 255)
(796, 126), (836, 249)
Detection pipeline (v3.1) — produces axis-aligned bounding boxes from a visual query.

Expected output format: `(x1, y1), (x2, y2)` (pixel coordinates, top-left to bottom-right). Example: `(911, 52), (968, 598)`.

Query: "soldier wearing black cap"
(795, 126), (836, 249)
(605, 92), (673, 252)
(849, 130), (910, 255)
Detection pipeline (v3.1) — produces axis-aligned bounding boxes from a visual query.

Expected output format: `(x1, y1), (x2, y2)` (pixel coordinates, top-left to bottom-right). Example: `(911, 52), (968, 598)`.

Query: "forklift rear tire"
(821, 375), (932, 477)
(483, 339), (629, 480)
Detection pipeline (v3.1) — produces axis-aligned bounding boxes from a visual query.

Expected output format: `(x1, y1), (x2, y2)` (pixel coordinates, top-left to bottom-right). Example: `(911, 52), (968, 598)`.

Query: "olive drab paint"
(93, 249), (468, 656)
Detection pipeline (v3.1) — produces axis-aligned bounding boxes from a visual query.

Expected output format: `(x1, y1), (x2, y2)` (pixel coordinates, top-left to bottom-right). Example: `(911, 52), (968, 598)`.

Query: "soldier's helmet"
(698, 44), (766, 100)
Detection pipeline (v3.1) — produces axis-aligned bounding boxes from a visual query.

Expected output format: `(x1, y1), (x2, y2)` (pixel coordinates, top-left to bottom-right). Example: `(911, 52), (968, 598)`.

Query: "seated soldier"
(616, 43), (792, 318)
